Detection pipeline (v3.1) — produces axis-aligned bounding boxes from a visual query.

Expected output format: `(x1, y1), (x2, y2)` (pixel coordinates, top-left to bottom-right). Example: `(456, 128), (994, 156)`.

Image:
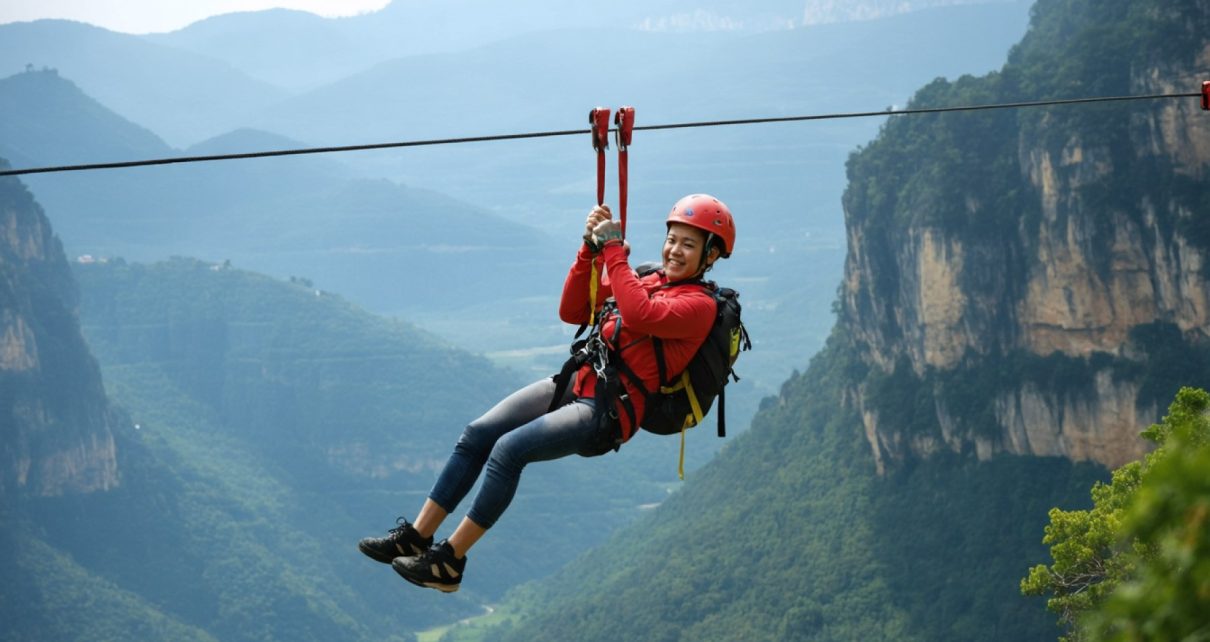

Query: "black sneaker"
(392, 539), (466, 593)
(358, 517), (433, 564)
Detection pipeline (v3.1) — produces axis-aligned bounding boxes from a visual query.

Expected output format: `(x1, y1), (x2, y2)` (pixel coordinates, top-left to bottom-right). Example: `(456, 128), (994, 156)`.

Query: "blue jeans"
(428, 377), (606, 529)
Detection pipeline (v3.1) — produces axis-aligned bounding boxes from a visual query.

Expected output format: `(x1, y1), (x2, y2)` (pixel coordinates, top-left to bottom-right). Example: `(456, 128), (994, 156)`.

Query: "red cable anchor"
(614, 106), (635, 238)
(1202, 81), (1209, 111)
(589, 107), (611, 206)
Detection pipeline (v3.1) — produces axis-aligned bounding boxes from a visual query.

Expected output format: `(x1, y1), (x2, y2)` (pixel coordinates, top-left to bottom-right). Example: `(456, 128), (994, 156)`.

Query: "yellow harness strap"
(589, 259), (600, 325)
(671, 371), (705, 480)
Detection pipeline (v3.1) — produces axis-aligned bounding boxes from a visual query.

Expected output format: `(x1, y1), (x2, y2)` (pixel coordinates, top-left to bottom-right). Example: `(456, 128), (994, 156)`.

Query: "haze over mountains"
(5, 0), (1204, 639)
(0, 1), (1034, 430)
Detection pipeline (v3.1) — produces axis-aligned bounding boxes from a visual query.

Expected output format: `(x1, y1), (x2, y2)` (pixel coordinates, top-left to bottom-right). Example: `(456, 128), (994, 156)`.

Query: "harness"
(549, 299), (649, 453)
(549, 277), (709, 453)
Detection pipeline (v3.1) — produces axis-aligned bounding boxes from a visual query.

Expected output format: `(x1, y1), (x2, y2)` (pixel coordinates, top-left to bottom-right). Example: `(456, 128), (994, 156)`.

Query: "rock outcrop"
(840, 0), (1210, 471)
(0, 169), (119, 496)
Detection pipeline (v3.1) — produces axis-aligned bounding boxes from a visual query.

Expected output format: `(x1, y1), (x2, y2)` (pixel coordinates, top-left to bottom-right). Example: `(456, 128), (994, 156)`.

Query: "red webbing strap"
(614, 106), (635, 237)
(590, 107), (611, 205)
(588, 107), (611, 326)
(1202, 81), (1209, 111)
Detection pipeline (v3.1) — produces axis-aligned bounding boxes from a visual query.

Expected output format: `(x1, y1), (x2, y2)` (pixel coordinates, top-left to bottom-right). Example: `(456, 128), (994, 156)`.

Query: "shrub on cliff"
(1021, 386), (1210, 641)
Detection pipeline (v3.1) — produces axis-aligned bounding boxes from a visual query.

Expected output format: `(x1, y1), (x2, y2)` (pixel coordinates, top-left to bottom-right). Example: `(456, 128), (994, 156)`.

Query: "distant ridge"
(0, 19), (285, 146)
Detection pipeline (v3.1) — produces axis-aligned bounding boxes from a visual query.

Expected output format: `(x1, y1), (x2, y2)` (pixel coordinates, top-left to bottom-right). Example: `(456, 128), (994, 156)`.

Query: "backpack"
(641, 279), (750, 439)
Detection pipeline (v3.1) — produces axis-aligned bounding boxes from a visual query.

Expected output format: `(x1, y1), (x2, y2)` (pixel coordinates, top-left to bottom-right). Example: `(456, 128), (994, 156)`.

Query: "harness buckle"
(610, 394), (627, 420)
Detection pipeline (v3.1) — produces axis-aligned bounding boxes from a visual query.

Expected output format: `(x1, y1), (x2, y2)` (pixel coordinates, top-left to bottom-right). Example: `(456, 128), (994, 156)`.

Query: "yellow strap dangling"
(679, 423), (688, 480)
(675, 371), (705, 480)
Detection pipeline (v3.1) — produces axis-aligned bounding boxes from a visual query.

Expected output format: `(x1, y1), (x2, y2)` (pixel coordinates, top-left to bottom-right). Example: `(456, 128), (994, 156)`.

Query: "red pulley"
(614, 106), (635, 150)
(614, 107), (635, 237)
(589, 107), (611, 205)
(589, 107), (611, 152)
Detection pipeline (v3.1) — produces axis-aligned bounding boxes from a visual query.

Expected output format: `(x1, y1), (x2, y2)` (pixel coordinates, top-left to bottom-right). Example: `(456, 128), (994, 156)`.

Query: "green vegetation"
(75, 257), (520, 489)
(7, 255), (702, 639)
(483, 333), (1105, 641)
(1021, 387), (1210, 641)
(418, 606), (519, 642)
(0, 517), (219, 642)
(465, 1), (1210, 639)
(843, 0), (1210, 337)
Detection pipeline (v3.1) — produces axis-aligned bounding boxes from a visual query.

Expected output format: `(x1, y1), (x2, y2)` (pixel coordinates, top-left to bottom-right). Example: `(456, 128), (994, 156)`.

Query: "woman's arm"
(600, 243), (714, 339)
(559, 205), (618, 324)
(558, 244), (611, 324)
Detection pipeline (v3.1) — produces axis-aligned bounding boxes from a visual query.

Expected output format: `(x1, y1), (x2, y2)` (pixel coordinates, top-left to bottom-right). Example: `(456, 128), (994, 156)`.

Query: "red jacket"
(559, 242), (715, 442)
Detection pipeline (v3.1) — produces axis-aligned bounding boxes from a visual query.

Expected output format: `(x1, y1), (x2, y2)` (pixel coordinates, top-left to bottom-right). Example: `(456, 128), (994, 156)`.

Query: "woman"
(359, 193), (737, 592)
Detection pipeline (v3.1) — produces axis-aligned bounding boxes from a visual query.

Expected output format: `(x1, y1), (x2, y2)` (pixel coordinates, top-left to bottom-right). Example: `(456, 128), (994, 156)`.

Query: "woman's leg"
(457, 397), (599, 550)
(446, 516), (486, 558)
(392, 397), (600, 591)
(412, 499), (447, 539)
(422, 377), (575, 535)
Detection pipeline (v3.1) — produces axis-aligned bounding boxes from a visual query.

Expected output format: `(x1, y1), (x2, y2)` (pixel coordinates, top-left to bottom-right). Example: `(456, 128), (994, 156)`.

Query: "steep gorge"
(842, 0), (1210, 470)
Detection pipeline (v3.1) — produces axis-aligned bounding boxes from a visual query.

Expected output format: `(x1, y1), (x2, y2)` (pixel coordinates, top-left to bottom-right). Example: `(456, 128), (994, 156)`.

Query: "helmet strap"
(696, 232), (718, 277)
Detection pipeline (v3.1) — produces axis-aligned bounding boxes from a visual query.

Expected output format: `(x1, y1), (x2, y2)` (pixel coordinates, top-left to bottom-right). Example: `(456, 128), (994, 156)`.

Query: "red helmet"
(666, 194), (736, 257)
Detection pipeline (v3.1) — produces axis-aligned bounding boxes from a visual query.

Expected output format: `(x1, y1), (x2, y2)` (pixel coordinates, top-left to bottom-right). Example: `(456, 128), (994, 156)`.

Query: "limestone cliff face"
(840, 1), (1210, 471)
(0, 172), (119, 497)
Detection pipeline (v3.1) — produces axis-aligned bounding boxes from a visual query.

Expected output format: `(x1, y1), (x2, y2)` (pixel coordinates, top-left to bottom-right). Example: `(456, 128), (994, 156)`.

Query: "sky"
(0, 1), (391, 34)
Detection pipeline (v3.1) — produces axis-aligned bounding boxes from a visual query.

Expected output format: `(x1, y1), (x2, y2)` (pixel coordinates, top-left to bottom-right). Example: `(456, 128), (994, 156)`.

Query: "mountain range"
(0, 1), (1035, 434)
(6, 0), (1197, 639)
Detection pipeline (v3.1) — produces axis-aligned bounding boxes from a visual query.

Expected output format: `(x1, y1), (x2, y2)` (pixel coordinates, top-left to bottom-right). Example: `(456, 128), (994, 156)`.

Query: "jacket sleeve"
(559, 244), (613, 324)
(600, 243), (714, 339)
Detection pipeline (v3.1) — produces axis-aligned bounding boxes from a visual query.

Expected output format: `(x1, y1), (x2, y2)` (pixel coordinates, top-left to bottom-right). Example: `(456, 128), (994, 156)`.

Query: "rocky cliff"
(841, 0), (1210, 471)
(0, 168), (119, 496)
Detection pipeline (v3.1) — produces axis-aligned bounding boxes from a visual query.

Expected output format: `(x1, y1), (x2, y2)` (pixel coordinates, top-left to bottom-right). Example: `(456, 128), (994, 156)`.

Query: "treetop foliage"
(1021, 387), (1210, 641)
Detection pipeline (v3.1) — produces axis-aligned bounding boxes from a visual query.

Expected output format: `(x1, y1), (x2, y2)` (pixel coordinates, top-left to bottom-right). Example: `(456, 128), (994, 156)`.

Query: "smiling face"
(663, 222), (718, 281)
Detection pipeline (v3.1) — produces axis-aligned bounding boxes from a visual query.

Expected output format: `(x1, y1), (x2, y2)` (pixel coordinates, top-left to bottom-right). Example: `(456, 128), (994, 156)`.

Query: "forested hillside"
(486, 334), (1103, 640)
(71, 257), (691, 608)
(479, 0), (1209, 639)
(3, 240), (697, 640)
(75, 258), (517, 487)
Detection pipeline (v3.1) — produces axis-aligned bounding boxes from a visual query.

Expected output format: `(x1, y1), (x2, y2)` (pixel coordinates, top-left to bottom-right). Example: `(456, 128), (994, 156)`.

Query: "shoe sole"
(392, 561), (461, 593)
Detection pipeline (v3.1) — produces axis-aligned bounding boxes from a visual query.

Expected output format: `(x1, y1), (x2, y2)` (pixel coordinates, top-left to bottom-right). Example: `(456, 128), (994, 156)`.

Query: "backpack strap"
(651, 337), (668, 388)
(717, 386), (726, 438)
(548, 339), (589, 413)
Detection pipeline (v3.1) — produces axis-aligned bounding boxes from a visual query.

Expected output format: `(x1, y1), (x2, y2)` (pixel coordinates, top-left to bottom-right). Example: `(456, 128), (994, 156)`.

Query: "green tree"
(1084, 388), (1210, 641)
(1022, 387), (1210, 641)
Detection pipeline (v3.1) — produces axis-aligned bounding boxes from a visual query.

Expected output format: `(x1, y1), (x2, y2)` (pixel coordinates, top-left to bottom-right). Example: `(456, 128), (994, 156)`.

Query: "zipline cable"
(0, 90), (1202, 178)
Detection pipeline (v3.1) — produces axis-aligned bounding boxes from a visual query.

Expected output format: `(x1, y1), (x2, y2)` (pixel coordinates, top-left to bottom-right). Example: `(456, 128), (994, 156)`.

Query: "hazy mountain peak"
(185, 127), (309, 155)
(802, 0), (1019, 25)
(0, 68), (170, 166)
